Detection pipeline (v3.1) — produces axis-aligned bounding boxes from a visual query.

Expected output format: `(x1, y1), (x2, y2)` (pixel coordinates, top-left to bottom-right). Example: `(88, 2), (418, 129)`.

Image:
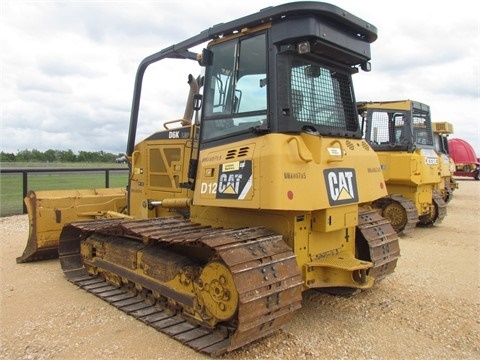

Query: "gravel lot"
(1, 179), (479, 360)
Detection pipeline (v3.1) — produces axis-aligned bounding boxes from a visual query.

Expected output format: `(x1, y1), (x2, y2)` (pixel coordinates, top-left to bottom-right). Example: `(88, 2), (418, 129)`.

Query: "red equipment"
(448, 138), (479, 180)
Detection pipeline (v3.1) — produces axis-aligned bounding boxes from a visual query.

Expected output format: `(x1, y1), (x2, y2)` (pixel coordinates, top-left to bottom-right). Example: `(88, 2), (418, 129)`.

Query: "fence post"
(22, 171), (28, 214)
(105, 170), (110, 188)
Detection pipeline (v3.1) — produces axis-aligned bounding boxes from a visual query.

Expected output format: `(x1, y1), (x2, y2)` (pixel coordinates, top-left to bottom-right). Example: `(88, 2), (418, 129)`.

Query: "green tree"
(0, 152), (16, 162)
(3, 149), (120, 163)
(16, 149), (32, 162)
(31, 149), (45, 162)
(58, 149), (77, 162)
(44, 149), (56, 162)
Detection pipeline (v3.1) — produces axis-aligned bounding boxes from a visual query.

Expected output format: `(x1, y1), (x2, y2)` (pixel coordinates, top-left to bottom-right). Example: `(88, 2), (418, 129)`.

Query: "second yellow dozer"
(358, 99), (447, 234)
(21, 2), (400, 356)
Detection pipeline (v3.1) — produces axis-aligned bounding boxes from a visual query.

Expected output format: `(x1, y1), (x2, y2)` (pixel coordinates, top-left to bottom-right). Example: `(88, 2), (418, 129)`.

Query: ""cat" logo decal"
(216, 160), (252, 200)
(324, 168), (359, 206)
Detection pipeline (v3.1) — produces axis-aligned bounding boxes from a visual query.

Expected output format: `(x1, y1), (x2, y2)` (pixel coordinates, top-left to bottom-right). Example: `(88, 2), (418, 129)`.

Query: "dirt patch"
(1, 179), (479, 360)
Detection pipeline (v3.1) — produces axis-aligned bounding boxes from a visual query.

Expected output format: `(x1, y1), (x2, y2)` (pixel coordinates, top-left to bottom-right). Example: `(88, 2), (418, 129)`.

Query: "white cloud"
(1, 0), (479, 156)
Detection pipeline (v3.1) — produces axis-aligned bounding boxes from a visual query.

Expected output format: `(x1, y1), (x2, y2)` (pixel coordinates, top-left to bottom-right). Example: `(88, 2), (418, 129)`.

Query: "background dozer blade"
(17, 188), (127, 263)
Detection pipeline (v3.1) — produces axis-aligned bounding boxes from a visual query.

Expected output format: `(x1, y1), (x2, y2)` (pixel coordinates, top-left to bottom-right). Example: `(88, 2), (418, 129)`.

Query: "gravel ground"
(1, 179), (479, 360)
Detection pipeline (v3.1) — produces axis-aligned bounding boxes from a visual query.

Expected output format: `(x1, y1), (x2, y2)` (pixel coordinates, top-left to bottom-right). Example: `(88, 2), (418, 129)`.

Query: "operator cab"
(359, 100), (435, 152)
(199, 10), (374, 149)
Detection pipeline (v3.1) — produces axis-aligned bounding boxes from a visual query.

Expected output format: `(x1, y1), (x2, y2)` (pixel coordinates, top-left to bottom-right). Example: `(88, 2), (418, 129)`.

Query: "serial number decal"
(201, 155), (222, 163)
(323, 168), (359, 206)
(284, 172), (307, 179)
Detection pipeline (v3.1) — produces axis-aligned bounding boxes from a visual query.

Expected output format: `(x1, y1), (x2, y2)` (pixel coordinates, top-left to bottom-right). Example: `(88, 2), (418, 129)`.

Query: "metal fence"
(0, 167), (129, 216)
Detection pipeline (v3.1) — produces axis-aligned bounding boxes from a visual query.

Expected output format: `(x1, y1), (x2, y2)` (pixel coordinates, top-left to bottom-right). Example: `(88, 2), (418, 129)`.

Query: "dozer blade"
(17, 188), (128, 263)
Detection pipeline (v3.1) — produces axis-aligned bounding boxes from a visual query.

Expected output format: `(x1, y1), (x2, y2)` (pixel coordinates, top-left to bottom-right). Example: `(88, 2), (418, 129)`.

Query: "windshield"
(202, 33), (268, 140)
(201, 33), (361, 142)
(411, 110), (433, 146)
(366, 107), (434, 149)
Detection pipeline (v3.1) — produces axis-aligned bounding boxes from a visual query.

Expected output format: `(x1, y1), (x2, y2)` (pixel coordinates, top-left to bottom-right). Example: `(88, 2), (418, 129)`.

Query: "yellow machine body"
(191, 133), (389, 289)
(126, 125), (392, 290)
(376, 149), (441, 216)
(358, 100), (447, 231)
(127, 124), (197, 220)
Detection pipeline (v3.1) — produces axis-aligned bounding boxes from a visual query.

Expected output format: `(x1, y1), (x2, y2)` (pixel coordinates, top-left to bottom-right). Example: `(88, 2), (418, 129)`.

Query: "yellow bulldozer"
(18, 2), (400, 356)
(432, 121), (458, 202)
(358, 100), (447, 234)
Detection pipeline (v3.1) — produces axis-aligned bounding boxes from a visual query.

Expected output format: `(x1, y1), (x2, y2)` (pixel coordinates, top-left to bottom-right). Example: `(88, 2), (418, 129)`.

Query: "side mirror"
(199, 49), (213, 66)
(360, 61), (371, 72)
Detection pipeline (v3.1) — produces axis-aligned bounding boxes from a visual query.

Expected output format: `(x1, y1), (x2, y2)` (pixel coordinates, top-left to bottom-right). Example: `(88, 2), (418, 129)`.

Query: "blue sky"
(1, 0), (479, 156)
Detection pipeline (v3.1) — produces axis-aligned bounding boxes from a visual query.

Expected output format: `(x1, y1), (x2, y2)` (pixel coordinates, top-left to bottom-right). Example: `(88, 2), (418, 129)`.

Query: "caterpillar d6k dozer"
(358, 100), (447, 234)
(27, 2), (401, 356)
(432, 121), (458, 203)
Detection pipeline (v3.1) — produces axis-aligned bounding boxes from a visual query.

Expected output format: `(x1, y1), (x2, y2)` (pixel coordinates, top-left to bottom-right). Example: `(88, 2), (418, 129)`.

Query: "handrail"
(287, 137), (313, 162)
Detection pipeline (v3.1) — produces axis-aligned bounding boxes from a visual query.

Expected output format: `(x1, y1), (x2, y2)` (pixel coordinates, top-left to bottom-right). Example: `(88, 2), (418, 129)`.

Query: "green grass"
(0, 168), (129, 217)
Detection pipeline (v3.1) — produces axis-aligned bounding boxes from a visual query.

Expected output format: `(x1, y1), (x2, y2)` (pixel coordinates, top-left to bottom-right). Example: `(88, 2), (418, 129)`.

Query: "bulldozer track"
(418, 190), (447, 227)
(58, 217), (303, 357)
(357, 209), (400, 281)
(442, 181), (454, 204)
(372, 195), (419, 234)
(433, 190), (448, 223)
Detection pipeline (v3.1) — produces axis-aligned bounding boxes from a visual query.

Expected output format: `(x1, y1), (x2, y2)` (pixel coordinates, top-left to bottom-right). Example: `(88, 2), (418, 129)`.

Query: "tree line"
(0, 149), (124, 163)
